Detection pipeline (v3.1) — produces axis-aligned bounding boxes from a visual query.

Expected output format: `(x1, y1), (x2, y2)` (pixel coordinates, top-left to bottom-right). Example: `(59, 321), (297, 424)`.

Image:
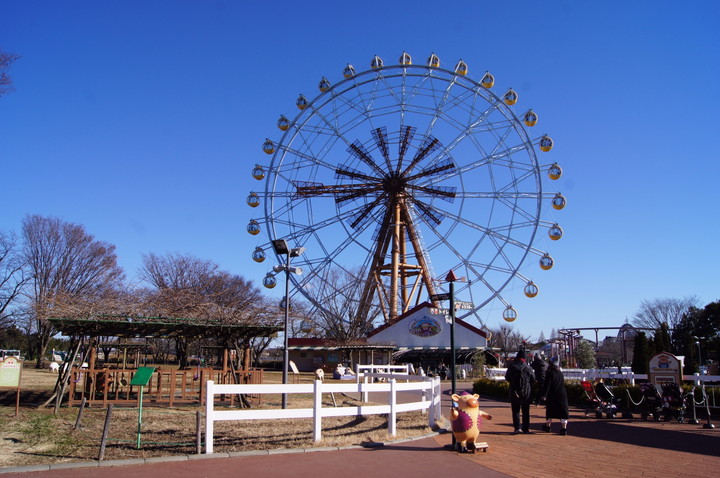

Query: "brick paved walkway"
(1, 382), (718, 478)
(436, 392), (720, 478)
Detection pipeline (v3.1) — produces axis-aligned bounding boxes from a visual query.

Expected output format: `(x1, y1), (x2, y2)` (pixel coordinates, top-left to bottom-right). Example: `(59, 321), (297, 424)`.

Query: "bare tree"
(300, 267), (381, 344)
(0, 50), (20, 97)
(632, 296), (700, 330)
(0, 231), (27, 329)
(488, 323), (530, 361)
(21, 215), (125, 368)
(139, 252), (269, 368)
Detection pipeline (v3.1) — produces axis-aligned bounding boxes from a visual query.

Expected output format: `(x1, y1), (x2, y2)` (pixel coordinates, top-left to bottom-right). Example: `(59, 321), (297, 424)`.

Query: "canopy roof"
(48, 315), (281, 341)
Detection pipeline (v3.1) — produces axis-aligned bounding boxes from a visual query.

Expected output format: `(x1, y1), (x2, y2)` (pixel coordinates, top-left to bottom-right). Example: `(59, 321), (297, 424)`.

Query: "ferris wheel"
(247, 52), (566, 325)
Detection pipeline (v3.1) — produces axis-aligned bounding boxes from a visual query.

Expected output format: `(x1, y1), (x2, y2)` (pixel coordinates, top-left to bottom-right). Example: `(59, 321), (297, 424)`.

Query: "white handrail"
(204, 376), (441, 454)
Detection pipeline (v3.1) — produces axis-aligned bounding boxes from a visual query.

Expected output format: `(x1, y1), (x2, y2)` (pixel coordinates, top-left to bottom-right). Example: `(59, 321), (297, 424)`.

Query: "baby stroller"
(660, 382), (688, 423)
(638, 382), (664, 420)
(581, 380), (619, 418)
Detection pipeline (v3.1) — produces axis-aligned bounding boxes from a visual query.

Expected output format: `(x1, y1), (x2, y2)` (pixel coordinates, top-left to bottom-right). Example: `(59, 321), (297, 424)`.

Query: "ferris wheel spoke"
(420, 75), (477, 139)
(417, 201), (535, 253)
(303, 100), (360, 151)
(433, 98), (507, 161)
(347, 140), (387, 177)
(274, 144), (337, 173)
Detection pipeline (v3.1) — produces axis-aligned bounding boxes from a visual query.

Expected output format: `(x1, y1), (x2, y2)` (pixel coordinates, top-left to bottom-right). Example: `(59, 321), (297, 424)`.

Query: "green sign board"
(0, 357), (22, 388)
(130, 366), (156, 387)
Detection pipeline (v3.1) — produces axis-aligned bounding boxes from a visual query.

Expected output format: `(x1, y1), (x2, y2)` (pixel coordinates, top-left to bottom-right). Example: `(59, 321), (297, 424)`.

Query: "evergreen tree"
(631, 332), (650, 374)
(575, 339), (597, 369)
(653, 322), (671, 353)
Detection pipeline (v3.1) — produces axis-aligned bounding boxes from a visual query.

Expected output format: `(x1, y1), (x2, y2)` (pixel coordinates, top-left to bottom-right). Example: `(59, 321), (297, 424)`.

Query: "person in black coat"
(531, 353), (548, 405)
(504, 350), (535, 434)
(540, 357), (569, 435)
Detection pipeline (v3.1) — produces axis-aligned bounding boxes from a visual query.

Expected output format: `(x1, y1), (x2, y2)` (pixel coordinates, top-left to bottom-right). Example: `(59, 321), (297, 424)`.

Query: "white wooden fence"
(204, 375), (441, 454)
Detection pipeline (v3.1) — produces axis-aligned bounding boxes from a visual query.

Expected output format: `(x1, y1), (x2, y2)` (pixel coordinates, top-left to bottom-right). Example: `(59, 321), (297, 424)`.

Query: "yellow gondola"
(247, 220), (261, 236)
(524, 281), (539, 298)
(318, 77), (331, 92)
(548, 224), (563, 241)
(480, 71), (494, 88)
(523, 110), (538, 127)
(252, 165), (265, 180)
(246, 192), (260, 208)
(551, 193), (566, 210)
(252, 247), (266, 263)
(427, 52), (440, 68)
(277, 115), (290, 131)
(262, 139), (275, 154)
(296, 94), (309, 110)
(503, 88), (518, 105)
(548, 163), (563, 180)
(399, 51), (412, 65)
(540, 135), (554, 152)
(454, 59), (468, 75)
(503, 306), (518, 322)
(371, 55), (384, 69)
(539, 253), (554, 270)
(262, 273), (277, 289)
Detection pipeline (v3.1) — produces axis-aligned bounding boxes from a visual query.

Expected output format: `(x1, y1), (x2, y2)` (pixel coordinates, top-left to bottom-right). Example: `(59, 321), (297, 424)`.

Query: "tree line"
(0, 215), (385, 370)
(0, 215), (285, 369)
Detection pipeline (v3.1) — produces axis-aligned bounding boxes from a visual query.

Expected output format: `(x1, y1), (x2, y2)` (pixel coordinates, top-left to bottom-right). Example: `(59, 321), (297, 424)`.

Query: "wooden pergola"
(46, 315), (282, 407)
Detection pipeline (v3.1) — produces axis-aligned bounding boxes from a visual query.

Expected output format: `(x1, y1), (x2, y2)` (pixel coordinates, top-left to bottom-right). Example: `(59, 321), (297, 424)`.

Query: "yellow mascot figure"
(450, 391), (492, 453)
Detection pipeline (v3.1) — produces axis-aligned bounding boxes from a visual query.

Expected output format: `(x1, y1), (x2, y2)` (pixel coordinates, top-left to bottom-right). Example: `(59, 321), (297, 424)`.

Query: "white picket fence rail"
(204, 375), (442, 454)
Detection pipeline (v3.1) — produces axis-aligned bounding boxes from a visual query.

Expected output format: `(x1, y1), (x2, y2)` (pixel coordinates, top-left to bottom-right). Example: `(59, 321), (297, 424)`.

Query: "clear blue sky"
(2, 1), (718, 341)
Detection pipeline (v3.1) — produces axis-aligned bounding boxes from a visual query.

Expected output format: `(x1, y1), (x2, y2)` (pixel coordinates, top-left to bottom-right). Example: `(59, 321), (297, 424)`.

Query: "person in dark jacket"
(531, 353), (548, 405)
(540, 357), (569, 435)
(504, 350), (535, 434)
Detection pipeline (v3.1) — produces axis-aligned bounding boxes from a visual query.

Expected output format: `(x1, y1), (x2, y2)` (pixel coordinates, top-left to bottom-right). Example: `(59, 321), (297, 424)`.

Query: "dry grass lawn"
(0, 367), (438, 468)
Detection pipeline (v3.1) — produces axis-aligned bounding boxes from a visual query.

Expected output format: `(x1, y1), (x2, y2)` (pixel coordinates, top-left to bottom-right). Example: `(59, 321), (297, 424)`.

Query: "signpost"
(0, 356), (22, 416)
(130, 366), (156, 449)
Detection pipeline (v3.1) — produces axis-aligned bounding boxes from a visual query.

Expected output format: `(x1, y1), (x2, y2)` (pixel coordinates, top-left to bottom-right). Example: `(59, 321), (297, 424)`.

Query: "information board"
(0, 357), (21, 388)
(648, 352), (683, 385)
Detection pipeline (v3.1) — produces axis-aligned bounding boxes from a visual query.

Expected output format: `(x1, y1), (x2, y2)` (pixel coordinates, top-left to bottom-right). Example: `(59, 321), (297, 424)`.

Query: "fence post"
(389, 379), (397, 437)
(363, 372), (369, 403)
(427, 380), (434, 428)
(313, 379), (322, 443)
(98, 404), (113, 461)
(205, 380), (214, 454)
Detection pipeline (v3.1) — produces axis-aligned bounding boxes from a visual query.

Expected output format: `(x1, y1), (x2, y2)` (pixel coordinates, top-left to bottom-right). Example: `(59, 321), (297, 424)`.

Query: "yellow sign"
(0, 357), (22, 388)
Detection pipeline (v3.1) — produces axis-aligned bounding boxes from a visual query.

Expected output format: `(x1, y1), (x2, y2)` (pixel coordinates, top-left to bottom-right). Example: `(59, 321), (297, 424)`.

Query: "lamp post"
(271, 239), (305, 409)
(445, 270), (460, 396)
